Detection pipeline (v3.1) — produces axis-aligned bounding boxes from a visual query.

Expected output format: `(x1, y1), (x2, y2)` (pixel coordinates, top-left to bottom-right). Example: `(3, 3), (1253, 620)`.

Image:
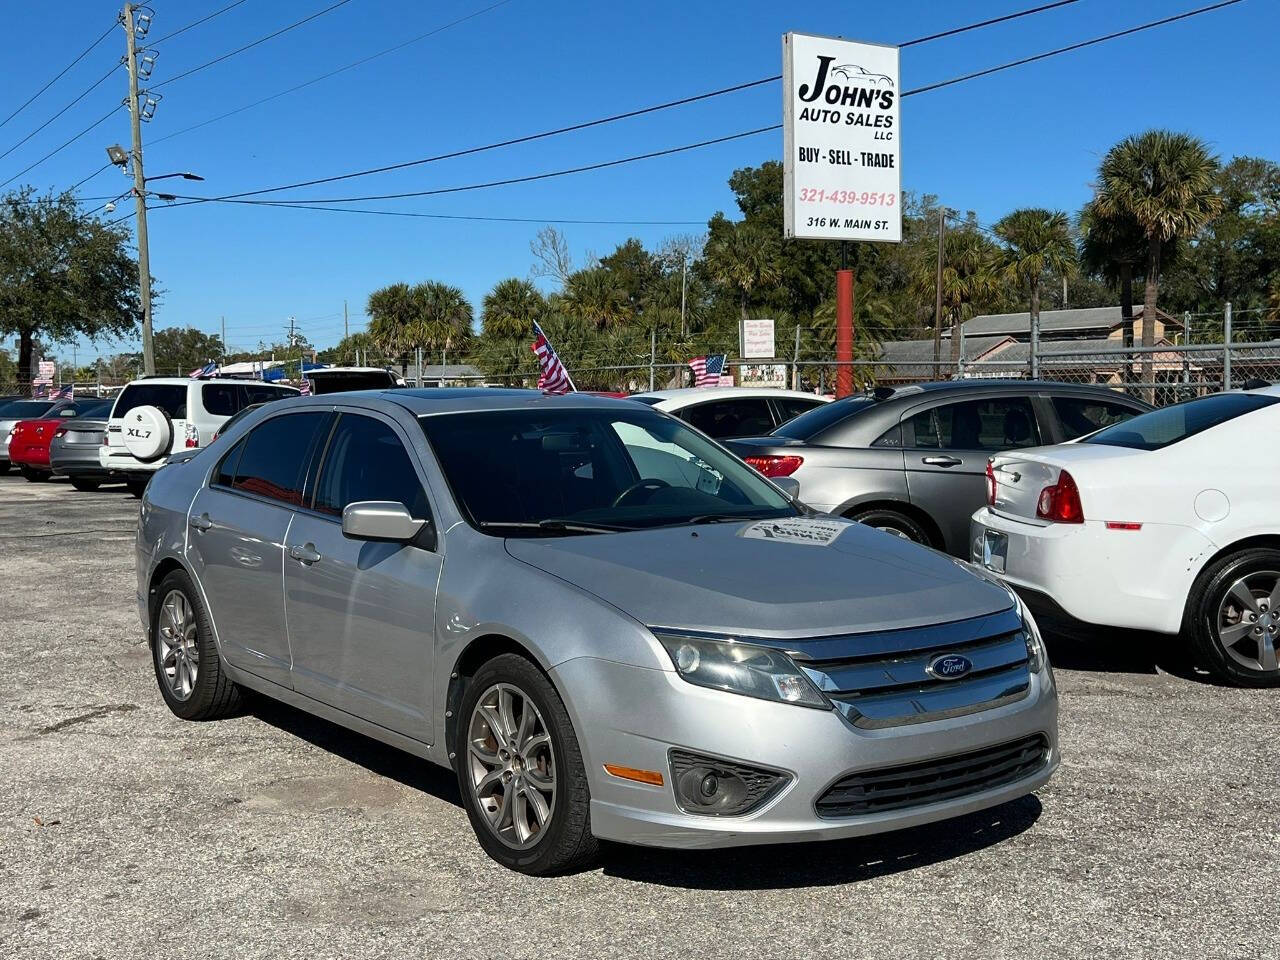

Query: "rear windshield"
(112, 383), (188, 419)
(0, 400), (56, 418)
(628, 396), (663, 406)
(73, 400), (114, 419)
(772, 395), (874, 440)
(1083, 393), (1278, 451)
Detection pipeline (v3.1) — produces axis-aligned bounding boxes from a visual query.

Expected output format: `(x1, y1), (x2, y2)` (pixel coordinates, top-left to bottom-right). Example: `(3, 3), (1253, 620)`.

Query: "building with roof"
(956, 305), (1182, 343)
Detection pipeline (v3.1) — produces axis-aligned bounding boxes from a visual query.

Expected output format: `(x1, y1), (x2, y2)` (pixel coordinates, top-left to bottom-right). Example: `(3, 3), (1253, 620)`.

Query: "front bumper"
(969, 507), (1214, 635)
(551, 656), (1057, 849)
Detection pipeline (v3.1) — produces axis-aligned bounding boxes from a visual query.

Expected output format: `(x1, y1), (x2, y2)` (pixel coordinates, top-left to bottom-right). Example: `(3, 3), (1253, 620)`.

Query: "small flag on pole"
(51, 384), (74, 400)
(189, 361), (219, 379)
(531, 321), (575, 395)
(688, 354), (726, 387)
(299, 377), (311, 396)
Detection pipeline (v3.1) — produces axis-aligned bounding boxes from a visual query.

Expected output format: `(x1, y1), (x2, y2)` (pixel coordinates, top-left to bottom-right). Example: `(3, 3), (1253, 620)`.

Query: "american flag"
(531, 321), (575, 395)
(688, 354), (726, 387)
(299, 377), (311, 396)
(51, 384), (73, 399)
(189, 361), (219, 379)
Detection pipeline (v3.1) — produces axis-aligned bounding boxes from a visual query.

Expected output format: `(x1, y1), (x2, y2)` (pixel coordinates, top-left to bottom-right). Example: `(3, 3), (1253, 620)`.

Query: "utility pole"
(792, 324), (801, 391)
(932, 207), (947, 379)
(123, 3), (155, 375)
(649, 328), (656, 391)
(679, 256), (688, 339)
(343, 299), (349, 340)
(220, 316), (226, 364)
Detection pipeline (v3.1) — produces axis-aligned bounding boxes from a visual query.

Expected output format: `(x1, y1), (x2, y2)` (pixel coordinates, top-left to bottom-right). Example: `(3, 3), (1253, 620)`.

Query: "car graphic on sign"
(832, 64), (893, 86)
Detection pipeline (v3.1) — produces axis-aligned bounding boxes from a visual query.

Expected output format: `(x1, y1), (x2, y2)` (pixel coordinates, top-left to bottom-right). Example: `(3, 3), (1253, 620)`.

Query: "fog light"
(669, 750), (788, 817)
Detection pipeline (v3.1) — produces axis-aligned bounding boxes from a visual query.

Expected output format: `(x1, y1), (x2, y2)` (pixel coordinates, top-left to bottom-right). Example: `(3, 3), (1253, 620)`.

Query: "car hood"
(505, 517), (1012, 639)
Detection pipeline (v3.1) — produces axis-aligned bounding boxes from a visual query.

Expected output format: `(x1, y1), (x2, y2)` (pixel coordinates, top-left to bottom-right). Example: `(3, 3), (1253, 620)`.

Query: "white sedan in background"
(631, 387), (829, 440)
(971, 385), (1280, 687)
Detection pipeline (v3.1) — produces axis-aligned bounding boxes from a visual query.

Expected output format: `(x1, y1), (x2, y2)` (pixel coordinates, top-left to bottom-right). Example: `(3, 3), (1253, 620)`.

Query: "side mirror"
(773, 476), (801, 500)
(341, 501), (430, 546)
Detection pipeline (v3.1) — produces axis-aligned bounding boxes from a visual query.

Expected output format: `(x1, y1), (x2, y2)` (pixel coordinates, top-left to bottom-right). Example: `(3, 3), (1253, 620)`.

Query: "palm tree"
(703, 223), (781, 323)
(1096, 130), (1222, 397)
(559, 267), (630, 330)
(367, 282), (417, 374)
(1078, 200), (1148, 349)
(994, 209), (1076, 379)
(413, 281), (474, 367)
(481, 278), (546, 340)
(911, 228), (1003, 371)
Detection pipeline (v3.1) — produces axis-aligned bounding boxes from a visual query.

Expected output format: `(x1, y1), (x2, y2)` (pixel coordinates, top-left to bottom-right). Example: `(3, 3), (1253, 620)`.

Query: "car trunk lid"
(987, 444), (1144, 522)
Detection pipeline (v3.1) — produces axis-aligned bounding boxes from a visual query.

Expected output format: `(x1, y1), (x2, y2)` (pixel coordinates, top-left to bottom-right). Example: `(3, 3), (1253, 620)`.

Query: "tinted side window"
(313, 415), (430, 519)
(679, 399), (775, 439)
(1052, 396), (1140, 440)
(229, 412), (330, 505)
(774, 397), (825, 423)
(201, 383), (240, 417)
(243, 384), (298, 405)
(214, 438), (246, 487)
(906, 398), (1040, 451)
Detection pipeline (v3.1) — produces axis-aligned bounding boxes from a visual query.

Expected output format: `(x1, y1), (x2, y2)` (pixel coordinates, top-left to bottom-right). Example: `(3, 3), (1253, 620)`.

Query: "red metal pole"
(835, 268), (854, 398)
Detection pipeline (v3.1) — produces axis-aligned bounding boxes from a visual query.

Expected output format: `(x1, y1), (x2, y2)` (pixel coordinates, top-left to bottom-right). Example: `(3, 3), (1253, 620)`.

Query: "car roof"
(268, 387), (667, 417)
(118, 377), (285, 387)
(307, 367), (396, 375)
(634, 387), (829, 403)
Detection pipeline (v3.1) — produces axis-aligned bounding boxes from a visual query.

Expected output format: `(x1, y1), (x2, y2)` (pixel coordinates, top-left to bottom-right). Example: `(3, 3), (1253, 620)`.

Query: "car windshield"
(74, 400), (114, 419)
(0, 400), (56, 418)
(1083, 392), (1279, 451)
(112, 383), (188, 419)
(420, 407), (798, 535)
(772, 395), (874, 440)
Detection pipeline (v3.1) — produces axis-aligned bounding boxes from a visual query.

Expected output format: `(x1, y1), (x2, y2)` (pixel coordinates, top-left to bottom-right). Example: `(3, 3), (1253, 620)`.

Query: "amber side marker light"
(603, 764), (665, 786)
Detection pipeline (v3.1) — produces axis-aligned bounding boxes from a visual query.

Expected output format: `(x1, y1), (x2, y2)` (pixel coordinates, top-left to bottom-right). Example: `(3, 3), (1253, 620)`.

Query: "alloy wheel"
(157, 590), (200, 701)
(1215, 569), (1280, 673)
(466, 683), (557, 849)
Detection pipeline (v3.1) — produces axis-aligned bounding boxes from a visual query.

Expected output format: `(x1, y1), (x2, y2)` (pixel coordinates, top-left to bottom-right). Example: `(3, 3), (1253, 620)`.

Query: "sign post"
(783, 32), (901, 397)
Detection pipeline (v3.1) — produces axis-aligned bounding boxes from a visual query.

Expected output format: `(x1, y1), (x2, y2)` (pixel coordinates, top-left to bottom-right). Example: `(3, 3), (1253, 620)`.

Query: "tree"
(529, 225), (574, 286)
(994, 208), (1076, 378)
(910, 227), (1002, 367)
(1096, 130), (1222, 395)
(319, 330), (377, 365)
(558, 267), (630, 330)
(367, 282), (417, 372)
(0, 189), (141, 387)
(142, 326), (225, 375)
(415, 281), (474, 365)
(481, 278), (545, 340)
(703, 222), (782, 324)
(1079, 200), (1149, 348)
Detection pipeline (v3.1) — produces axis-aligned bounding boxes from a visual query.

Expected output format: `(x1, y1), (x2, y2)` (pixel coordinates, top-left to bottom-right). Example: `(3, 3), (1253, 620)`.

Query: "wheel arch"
(147, 556), (191, 626)
(1182, 533), (1280, 621)
(839, 497), (944, 549)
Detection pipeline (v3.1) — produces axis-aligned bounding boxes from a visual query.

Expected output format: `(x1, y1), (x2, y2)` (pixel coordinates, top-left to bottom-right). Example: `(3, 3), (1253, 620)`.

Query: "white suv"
(101, 377), (298, 495)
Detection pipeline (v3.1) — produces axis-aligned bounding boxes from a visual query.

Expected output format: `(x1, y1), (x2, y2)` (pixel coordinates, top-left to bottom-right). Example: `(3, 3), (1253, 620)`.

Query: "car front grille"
(815, 734), (1050, 818)
(790, 607), (1032, 729)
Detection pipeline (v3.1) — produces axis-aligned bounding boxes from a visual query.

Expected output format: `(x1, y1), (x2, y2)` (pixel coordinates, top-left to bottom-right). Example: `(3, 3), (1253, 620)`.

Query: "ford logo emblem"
(927, 653), (973, 680)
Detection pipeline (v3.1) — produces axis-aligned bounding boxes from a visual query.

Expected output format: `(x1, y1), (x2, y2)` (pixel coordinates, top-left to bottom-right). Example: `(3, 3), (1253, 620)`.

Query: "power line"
(151, 0), (253, 45)
(0, 21), (116, 133)
(161, 0), (1081, 203)
(152, 0), (358, 90)
(150, 0), (516, 147)
(0, 63), (117, 165)
(158, 0), (1246, 214)
(0, 104), (123, 191)
(903, 0), (1246, 97)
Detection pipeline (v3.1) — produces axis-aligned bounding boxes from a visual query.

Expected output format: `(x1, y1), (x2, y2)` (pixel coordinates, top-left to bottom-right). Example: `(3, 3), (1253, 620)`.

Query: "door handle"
(289, 543), (322, 565)
(921, 455), (963, 467)
(189, 513), (213, 532)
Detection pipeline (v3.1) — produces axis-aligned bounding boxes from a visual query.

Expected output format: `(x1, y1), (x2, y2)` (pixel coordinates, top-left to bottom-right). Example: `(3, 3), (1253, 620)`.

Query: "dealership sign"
(782, 32), (901, 243)
(740, 318), (776, 359)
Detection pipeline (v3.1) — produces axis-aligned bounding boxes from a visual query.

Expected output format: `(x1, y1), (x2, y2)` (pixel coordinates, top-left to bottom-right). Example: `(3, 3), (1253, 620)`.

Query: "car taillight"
(743, 455), (804, 477)
(1036, 470), (1084, 524)
(184, 422), (199, 448)
(985, 460), (997, 507)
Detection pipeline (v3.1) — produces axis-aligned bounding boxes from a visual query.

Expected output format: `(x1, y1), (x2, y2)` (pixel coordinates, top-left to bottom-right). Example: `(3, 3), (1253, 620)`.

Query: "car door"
(677, 397), (777, 439)
(185, 410), (333, 688)
(902, 395), (1041, 555)
(284, 410), (440, 744)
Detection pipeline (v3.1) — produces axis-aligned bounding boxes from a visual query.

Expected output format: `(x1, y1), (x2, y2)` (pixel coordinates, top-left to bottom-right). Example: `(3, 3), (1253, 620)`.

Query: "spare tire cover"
(122, 405), (173, 462)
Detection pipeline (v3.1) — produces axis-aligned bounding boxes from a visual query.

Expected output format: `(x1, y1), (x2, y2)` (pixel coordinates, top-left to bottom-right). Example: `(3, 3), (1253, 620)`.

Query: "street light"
(144, 171), (203, 183)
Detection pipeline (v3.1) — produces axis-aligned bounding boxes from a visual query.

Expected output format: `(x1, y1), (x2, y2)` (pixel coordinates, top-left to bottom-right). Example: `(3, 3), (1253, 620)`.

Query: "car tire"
(849, 507), (931, 545)
(151, 569), (243, 720)
(20, 466), (47, 482)
(1185, 548), (1280, 688)
(454, 653), (599, 875)
(127, 477), (148, 498)
(70, 478), (101, 492)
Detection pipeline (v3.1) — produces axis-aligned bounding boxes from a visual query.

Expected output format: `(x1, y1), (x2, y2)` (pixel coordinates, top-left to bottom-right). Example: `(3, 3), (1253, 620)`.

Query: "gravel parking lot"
(1, 473), (1276, 960)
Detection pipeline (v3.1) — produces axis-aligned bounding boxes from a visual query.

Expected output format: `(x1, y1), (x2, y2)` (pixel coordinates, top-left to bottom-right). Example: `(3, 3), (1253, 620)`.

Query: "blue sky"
(5, 0), (1277, 365)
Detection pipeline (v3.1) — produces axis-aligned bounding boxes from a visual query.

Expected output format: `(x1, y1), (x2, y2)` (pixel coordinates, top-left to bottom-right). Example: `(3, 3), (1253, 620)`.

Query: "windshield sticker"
(739, 517), (854, 547)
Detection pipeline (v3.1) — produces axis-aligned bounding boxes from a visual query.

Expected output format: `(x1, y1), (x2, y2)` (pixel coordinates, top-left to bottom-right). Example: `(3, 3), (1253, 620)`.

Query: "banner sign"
(740, 318), (776, 359)
(739, 363), (789, 389)
(783, 32), (901, 243)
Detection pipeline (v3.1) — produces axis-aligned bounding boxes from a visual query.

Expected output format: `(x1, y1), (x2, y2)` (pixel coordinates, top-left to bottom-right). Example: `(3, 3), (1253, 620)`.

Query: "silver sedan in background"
(136, 390), (1058, 874)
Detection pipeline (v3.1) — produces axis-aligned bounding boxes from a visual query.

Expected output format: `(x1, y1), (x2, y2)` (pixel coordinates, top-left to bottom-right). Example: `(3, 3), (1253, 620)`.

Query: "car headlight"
(653, 631), (830, 709)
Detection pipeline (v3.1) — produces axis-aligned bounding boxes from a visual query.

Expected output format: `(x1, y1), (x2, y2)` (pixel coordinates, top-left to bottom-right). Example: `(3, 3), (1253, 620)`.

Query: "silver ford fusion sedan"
(136, 389), (1058, 874)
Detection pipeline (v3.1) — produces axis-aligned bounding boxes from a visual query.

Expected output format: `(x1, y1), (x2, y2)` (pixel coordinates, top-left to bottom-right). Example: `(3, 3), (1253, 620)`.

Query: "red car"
(7, 398), (113, 481)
